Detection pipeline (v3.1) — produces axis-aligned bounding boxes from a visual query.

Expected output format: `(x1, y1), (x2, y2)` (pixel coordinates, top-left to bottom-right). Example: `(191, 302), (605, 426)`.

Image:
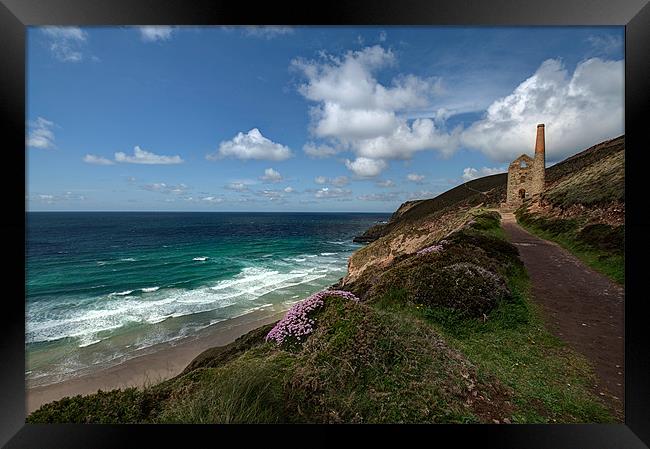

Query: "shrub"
(577, 223), (624, 253)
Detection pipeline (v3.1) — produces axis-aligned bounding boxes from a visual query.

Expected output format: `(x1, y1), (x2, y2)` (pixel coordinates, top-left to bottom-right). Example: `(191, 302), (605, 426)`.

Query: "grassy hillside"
(28, 211), (612, 424)
(515, 135), (624, 283)
(27, 136), (624, 424)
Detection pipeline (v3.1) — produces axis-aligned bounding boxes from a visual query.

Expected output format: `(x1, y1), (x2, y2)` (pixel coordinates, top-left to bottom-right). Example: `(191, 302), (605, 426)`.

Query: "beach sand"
(26, 308), (285, 414)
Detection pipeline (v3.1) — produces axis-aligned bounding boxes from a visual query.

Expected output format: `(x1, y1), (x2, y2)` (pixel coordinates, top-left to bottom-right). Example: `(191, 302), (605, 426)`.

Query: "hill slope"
(27, 136), (624, 424)
(345, 135), (624, 284)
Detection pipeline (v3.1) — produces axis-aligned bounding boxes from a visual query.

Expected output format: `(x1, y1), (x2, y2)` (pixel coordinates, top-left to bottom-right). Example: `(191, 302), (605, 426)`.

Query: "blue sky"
(26, 26), (624, 212)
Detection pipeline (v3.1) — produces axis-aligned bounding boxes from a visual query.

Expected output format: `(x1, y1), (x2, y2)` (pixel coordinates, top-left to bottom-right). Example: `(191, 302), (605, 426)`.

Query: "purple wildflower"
(417, 244), (445, 255)
(266, 289), (359, 346)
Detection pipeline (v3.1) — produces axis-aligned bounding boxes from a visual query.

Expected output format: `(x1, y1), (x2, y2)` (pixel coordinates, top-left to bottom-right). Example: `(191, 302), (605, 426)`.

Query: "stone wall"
(506, 155), (535, 207)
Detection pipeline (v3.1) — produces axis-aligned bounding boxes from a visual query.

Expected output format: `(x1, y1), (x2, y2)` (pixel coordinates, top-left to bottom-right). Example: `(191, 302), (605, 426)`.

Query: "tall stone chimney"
(532, 124), (546, 195)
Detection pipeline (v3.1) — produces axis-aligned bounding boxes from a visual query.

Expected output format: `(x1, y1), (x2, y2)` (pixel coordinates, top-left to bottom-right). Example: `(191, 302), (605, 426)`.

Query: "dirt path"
(499, 211), (624, 419)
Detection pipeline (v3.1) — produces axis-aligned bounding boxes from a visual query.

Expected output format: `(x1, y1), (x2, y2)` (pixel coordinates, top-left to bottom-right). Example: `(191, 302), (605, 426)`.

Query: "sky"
(26, 26), (624, 212)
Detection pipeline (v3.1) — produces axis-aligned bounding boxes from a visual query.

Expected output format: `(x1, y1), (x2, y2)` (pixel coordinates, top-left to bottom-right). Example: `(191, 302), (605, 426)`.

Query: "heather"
(266, 289), (359, 349)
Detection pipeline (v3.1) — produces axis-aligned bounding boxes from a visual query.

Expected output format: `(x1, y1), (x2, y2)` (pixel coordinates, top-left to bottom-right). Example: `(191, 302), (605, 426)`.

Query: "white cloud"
(345, 157), (387, 177)
(31, 191), (86, 204)
(41, 27), (88, 62)
(142, 182), (188, 194)
(331, 176), (349, 186)
(226, 182), (250, 192)
(378, 31), (387, 42)
(115, 146), (184, 165)
(406, 173), (425, 183)
(292, 45), (458, 176)
(209, 128), (292, 161)
(284, 186), (295, 193)
(260, 168), (283, 182)
(303, 142), (340, 158)
(376, 179), (395, 188)
(314, 176), (350, 186)
(83, 154), (114, 165)
(26, 117), (56, 149)
(243, 26), (294, 39)
(587, 34), (623, 56)
(462, 167), (505, 181)
(138, 26), (174, 42)
(260, 189), (285, 201)
(202, 196), (224, 203)
(461, 58), (624, 162)
(314, 187), (352, 199)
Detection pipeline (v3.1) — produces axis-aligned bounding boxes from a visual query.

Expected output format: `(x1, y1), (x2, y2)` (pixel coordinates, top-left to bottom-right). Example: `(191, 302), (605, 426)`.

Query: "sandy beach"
(26, 307), (286, 414)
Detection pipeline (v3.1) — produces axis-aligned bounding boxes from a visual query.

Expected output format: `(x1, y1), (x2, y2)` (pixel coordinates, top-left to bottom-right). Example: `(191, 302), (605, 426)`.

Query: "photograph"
(23, 25), (626, 425)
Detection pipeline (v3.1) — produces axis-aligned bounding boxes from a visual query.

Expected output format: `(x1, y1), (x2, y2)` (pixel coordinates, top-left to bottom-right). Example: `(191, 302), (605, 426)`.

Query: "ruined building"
(505, 124), (546, 208)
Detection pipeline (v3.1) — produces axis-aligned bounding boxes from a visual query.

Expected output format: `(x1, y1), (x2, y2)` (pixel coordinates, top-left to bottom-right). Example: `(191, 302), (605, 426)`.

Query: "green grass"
(516, 209), (624, 284)
(372, 231), (614, 423)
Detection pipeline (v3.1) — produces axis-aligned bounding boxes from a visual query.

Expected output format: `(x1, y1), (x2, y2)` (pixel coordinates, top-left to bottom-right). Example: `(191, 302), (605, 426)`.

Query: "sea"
(26, 212), (388, 387)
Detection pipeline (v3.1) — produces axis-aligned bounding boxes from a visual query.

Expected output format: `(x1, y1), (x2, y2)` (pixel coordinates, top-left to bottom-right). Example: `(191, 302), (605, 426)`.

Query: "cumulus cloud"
(406, 173), (425, 183)
(41, 26), (88, 62)
(83, 154), (114, 165)
(283, 186), (295, 193)
(243, 26), (294, 39)
(260, 168), (283, 182)
(115, 146), (184, 165)
(461, 58), (624, 162)
(345, 157), (387, 178)
(462, 166), (505, 181)
(292, 45), (456, 176)
(209, 128), (292, 161)
(26, 117), (56, 149)
(138, 26), (174, 42)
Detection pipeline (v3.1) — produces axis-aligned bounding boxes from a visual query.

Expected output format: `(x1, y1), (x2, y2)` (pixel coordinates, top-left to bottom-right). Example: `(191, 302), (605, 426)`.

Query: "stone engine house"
(505, 124), (546, 208)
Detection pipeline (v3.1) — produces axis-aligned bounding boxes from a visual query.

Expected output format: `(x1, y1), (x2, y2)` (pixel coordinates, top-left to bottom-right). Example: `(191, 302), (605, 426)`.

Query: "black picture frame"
(2, 0), (649, 447)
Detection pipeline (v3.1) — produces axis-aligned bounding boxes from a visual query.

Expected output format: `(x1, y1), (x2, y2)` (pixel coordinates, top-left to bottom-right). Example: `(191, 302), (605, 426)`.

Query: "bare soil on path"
(499, 211), (624, 420)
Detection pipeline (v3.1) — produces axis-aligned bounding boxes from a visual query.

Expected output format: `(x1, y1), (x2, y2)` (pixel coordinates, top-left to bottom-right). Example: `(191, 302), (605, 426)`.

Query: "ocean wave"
(110, 290), (134, 296)
(120, 258), (136, 262)
(141, 286), (160, 293)
(26, 265), (330, 346)
(193, 256), (209, 261)
(320, 252), (337, 256)
(78, 338), (101, 348)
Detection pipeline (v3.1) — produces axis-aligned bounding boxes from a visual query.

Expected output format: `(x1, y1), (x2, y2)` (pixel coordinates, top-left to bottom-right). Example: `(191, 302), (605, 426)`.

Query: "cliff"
(27, 136), (624, 424)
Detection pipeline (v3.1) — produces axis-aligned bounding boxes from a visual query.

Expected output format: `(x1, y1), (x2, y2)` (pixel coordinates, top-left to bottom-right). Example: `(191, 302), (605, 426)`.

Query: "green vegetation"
(516, 208), (624, 284)
(359, 212), (613, 423)
(27, 211), (613, 424)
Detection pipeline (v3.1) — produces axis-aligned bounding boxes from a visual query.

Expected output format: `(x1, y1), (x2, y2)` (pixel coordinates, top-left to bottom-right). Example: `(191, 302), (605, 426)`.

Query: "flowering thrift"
(266, 289), (359, 346)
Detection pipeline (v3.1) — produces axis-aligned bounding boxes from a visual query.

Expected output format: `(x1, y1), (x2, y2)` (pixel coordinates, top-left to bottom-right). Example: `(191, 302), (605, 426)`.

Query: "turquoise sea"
(26, 212), (388, 386)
